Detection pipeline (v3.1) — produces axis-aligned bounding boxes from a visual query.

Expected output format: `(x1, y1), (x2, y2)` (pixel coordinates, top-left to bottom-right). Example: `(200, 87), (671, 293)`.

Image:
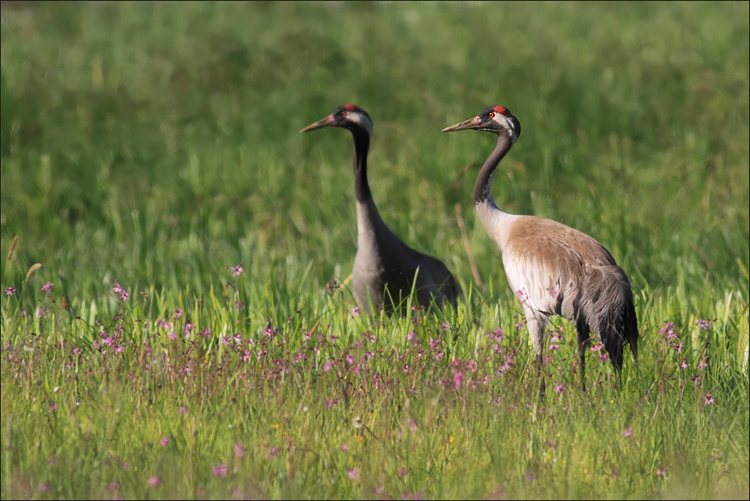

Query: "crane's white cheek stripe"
(349, 113), (373, 135)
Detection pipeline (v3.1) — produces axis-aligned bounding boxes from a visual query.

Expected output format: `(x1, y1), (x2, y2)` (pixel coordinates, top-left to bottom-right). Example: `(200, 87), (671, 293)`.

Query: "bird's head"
(442, 105), (521, 141)
(300, 104), (373, 136)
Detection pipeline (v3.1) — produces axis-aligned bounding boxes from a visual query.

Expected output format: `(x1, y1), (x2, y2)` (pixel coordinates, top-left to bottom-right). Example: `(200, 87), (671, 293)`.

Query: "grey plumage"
(443, 105), (638, 393)
(302, 104), (462, 314)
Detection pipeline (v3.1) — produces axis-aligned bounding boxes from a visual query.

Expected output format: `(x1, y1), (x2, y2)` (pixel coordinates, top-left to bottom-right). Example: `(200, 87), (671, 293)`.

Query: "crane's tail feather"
(581, 265), (639, 372)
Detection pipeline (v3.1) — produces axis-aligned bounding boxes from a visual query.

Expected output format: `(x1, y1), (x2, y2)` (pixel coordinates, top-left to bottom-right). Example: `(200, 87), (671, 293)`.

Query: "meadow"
(1, 2), (748, 499)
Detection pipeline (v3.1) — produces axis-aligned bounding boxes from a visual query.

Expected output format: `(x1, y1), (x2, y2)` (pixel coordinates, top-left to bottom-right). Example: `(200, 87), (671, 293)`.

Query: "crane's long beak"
(300, 114), (337, 133)
(441, 115), (482, 132)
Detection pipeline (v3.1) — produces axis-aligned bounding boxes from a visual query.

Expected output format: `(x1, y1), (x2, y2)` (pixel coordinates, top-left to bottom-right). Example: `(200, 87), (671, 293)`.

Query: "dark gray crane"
(302, 104), (462, 314)
(442, 105), (638, 393)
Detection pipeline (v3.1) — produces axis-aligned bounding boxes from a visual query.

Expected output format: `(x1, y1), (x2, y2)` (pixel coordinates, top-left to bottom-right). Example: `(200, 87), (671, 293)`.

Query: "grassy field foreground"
(1, 2), (749, 499)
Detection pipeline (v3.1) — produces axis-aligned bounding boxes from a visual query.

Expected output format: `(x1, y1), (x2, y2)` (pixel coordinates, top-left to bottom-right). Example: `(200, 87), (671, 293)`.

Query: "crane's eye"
(489, 112), (495, 118)
(341, 111), (348, 117)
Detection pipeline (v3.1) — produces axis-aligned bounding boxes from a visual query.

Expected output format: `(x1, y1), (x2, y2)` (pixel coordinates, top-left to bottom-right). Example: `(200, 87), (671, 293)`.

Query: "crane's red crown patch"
(343, 104), (356, 111)
(493, 105), (507, 115)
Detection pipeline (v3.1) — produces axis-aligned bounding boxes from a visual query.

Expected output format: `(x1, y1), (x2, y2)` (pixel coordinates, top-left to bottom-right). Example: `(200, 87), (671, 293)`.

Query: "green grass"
(1, 1), (748, 499)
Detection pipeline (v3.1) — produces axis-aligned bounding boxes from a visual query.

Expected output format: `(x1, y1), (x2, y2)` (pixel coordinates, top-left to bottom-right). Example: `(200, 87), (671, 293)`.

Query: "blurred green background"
(1, 1), (748, 304)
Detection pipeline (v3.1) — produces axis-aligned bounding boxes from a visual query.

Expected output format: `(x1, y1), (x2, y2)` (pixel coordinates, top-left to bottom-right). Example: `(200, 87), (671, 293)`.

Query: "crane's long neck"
(474, 132), (514, 208)
(350, 127), (394, 254)
(352, 128), (372, 203)
(474, 132), (519, 253)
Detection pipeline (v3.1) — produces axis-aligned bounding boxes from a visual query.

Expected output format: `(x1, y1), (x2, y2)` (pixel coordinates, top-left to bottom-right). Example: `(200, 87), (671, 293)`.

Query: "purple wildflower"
(659, 321), (678, 340)
(656, 467), (666, 477)
(174, 308), (183, 320)
(622, 428), (633, 438)
(347, 468), (360, 480)
(148, 476), (161, 488)
(159, 436), (170, 447)
(234, 443), (246, 458)
(112, 282), (129, 301)
(340, 443), (349, 453)
(554, 383), (566, 393)
(704, 393), (714, 405)
(267, 447), (281, 459)
(351, 306), (360, 317)
(695, 319), (712, 330)
(41, 282), (54, 293)
(37, 307), (49, 319)
(4, 286), (16, 296)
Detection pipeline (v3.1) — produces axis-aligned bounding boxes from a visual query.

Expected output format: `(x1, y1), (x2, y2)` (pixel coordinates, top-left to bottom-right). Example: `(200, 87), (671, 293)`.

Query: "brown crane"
(302, 104), (462, 314)
(443, 105), (638, 393)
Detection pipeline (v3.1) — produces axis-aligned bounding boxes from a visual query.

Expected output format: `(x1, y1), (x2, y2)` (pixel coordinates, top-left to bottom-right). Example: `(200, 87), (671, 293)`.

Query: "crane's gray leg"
(576, 320), (591, 392)
(526, 310), (548, 400)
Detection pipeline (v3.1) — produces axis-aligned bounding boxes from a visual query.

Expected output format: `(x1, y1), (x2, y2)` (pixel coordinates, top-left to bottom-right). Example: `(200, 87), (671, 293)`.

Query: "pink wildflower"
(212, 463), (228, 478)
(347, 468), (359, 480)
(228, 264), (244, 277)
(159, 436), (170, 447)
(41, 282), (54, 293)
(453, 371), (463, 389)
(148, 476), (161, 488)
(4, 286), (16, 296)
(704, 393), (714, 405)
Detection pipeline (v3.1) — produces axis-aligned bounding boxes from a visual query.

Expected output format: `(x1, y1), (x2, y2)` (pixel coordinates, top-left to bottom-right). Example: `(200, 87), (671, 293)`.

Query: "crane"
(301, 104), (462, 314)
(442, 105), (638, 393)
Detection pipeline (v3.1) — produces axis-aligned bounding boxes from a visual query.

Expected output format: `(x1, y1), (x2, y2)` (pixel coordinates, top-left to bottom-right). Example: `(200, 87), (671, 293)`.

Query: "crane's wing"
(501, 216), (617, 319)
